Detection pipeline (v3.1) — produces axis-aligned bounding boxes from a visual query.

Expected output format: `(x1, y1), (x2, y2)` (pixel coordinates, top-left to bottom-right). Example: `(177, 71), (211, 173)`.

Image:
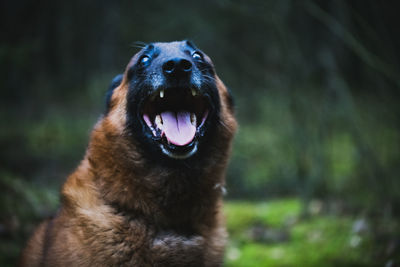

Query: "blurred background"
(1, 0), (399, 266)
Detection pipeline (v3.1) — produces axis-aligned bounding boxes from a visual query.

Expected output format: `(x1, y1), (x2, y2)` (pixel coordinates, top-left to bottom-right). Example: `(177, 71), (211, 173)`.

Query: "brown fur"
(20, 46), (237, 267)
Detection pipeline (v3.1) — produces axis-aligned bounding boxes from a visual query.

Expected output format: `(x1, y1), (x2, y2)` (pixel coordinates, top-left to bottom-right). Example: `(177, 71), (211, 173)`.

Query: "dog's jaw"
(160, 142), (198, 159)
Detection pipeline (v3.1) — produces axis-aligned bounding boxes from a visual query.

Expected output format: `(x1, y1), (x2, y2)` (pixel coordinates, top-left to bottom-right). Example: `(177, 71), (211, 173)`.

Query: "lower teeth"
(155, 115), (163, 129)
(190, 113), (197, 126)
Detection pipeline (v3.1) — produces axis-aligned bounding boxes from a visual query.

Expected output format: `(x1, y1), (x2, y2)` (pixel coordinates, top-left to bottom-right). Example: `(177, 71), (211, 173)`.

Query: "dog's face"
(105, 41), (234, 164)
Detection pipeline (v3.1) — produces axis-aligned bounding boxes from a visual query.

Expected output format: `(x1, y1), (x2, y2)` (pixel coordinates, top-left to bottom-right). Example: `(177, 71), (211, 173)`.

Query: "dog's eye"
(139, 55), (151, 66)
(192, 52), (203, 61)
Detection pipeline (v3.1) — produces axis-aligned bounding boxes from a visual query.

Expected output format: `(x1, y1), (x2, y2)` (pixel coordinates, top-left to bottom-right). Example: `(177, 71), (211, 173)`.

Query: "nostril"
(163, 58), (192, 76)
(163, 60), (176, 74)
(180, 59), (192, 72)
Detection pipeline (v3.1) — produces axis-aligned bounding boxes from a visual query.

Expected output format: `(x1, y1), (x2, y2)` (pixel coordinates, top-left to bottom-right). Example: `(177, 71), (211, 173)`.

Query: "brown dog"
(20, 41), (237, 266)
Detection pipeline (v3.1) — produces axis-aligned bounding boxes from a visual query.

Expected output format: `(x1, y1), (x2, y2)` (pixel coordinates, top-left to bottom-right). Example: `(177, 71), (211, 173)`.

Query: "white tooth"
(155, 115), (163, 129)
(160, 89), (164, 98)
(190, 113), (197, 126)
(191, 88), (197, 96)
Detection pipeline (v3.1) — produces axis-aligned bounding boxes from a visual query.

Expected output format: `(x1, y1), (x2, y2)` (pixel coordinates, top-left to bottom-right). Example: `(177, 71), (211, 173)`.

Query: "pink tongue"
(160, 111), (196, 146)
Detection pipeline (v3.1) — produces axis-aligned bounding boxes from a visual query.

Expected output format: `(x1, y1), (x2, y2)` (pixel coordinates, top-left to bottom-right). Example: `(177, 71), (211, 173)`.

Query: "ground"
(224, 199), (388, 267)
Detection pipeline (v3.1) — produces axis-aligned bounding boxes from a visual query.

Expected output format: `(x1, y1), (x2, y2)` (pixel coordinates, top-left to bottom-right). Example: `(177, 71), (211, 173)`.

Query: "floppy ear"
(105, 74), (123, 114)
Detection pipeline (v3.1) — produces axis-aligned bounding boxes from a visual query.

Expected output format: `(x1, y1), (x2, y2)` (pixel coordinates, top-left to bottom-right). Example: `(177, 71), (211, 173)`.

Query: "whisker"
(218, 119), (230, 131)
(202, 75), (216, 82)
(131, 41), (148, 49)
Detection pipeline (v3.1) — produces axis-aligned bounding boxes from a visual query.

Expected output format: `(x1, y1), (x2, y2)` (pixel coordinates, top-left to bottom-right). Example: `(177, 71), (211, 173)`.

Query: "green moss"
(225, 199), (301, 235)
(224, 199), (375, 267)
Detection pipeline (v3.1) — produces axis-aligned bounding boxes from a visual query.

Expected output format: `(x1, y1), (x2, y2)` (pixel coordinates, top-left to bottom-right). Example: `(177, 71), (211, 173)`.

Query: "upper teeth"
(158, 88), (197, 98)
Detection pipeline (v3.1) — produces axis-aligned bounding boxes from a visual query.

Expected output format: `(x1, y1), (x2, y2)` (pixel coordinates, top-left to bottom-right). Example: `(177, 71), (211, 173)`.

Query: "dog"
(20, 40), (237, 266)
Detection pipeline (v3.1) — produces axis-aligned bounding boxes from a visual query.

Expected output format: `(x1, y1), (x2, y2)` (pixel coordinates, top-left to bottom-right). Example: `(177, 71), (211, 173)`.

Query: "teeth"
(160, 89), (164, 98)
(190, 113), (197, 126)
(191, 88), (197, 96)
(155, 115), (163, 129)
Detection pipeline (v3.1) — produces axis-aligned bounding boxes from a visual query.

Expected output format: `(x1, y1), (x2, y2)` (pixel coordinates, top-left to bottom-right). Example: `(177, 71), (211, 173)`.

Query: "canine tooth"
(190, 113), (197, 126)
(160, 89), (164, 98)
(155, 115), (163, 128)
(191, 88), (197, 96)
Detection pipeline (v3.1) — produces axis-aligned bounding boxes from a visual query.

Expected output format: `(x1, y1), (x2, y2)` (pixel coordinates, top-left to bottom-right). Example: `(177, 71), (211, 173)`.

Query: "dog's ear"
(105, 74), (123, 114)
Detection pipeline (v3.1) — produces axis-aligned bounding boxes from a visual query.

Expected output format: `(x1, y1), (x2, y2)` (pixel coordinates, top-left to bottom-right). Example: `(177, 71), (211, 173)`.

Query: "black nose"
(162, 58), (192, 77)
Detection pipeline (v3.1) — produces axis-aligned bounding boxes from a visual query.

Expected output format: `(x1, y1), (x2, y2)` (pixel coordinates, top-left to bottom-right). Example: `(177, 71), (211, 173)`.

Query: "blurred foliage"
(1, 0), (400, 265)
(225, 199), (398, 266)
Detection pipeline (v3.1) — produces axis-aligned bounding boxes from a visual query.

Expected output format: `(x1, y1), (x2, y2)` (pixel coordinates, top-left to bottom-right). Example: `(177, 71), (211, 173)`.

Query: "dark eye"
(140, 55), (150, 66)
(192, 51), (203, 60)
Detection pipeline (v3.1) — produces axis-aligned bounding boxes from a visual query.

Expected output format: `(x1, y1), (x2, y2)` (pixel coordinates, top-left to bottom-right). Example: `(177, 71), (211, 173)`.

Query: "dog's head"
(103, 41), (236, 164)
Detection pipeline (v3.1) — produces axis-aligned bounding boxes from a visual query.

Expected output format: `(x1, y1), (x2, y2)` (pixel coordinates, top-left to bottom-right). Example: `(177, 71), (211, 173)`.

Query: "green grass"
(224, 199), (374, 267)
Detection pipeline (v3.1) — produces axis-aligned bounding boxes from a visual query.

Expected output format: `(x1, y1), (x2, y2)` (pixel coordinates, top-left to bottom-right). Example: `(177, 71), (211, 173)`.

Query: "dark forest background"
(1, 0), (399, 266)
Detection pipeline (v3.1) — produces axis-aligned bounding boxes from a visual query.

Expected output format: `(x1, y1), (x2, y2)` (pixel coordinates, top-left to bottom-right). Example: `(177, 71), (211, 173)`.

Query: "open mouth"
(140, 87), (210, 159)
